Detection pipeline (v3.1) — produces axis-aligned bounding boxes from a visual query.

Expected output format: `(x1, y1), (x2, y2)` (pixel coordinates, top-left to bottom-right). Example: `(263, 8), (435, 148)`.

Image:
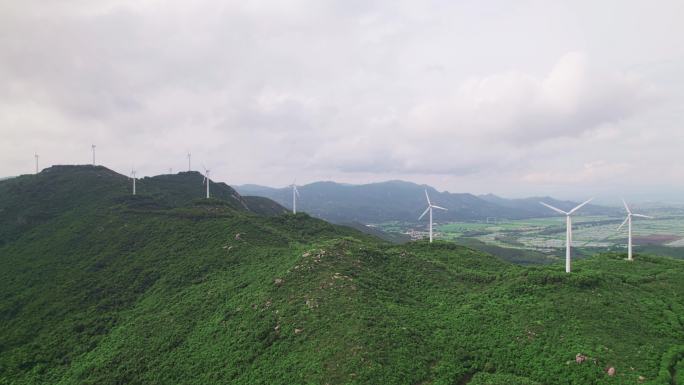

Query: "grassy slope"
(1, 168), (684, 385)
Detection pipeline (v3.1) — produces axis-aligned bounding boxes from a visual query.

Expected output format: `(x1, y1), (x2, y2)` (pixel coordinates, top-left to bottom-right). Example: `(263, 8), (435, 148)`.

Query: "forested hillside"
(1, 167), (682, 385)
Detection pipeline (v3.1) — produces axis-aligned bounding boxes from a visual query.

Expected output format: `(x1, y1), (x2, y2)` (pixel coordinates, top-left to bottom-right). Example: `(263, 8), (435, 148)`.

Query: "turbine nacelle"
(130, 168), (137, 195)
(540, 198), (593, 216)
(291, 180), (300, 214)
(202, 164), (210, 184)
(617, 199), (654, 261)
(539, 198), (593, 273)
(618, 199), (654, 230)
(201, 164), (211, 198)
(419, 190), (448, 243)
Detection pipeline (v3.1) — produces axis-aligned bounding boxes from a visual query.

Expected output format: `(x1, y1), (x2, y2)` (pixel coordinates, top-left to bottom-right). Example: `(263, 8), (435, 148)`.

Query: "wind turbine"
(131, 169), (137, 195)
(187, 152), (191, 171)
(34, 153), (39, 174)
(202, 165), (211, 198)
(291, 180), (300, 214)
(618, 199), (653, 261)
(418, 189), (447, 243)
(91, 145), (96, 165)
(540, 198), (593, 273)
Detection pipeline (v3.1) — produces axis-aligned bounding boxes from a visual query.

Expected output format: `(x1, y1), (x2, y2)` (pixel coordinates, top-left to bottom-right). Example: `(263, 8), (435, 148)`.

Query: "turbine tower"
(91, 145), (96, 165)
(187, 152), (191, 171)
(618, 199), (653, 261)
(291, 180), (300, 214)
(34, 153), (39, 174)
(540, 198), (593, 273)
(131, 169), (137, 195)
(418, 189), (447, 243)
(202, 166), (211, 199)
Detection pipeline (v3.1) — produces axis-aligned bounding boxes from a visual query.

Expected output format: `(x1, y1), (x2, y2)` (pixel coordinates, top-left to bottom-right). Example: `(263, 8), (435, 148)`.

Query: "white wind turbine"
(291, 180), (300, 214)
(91, 144), (96, 165)
(618, 199), (653, 261)
(131, 169), (137, 195)
(34, 153), (39, 174)
(418, 190), (447, 243)
(540, 198), (593, 273)
(202, 165), (211, 199)
(187, 152), (192, 171)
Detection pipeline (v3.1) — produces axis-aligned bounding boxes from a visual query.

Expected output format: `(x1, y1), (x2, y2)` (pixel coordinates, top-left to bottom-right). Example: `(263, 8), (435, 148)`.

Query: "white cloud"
(0, 0), (682, 200)
(522, 161), (630, 184)
(308, 52), (657, 178)
(406, 52), (656, 142)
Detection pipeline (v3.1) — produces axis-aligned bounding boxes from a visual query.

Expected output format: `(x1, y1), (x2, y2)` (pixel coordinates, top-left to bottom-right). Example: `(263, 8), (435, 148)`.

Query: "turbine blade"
(424, 190), (431, 205)
(431, 205), (448, 211)
(418, 206), (430, 220)
(632, 214), (653, 219)
(568, 198), (593, 215)
(540, 202), (567, 215)
(617, 216), (629, 231)
(622, 198), (632, 214)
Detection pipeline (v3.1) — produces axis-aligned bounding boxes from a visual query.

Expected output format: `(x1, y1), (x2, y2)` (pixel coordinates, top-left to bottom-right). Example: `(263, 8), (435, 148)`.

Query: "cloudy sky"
(2, 0), (683, 202)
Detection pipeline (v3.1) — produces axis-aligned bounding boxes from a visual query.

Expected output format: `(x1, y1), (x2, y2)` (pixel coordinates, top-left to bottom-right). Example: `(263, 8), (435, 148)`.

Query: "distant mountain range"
(236, 180), (618, 224)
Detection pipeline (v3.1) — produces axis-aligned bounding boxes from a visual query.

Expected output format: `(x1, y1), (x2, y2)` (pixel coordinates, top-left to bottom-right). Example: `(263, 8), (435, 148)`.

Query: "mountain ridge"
(236, 180), (618, 224)
(0, 165), (290, 245)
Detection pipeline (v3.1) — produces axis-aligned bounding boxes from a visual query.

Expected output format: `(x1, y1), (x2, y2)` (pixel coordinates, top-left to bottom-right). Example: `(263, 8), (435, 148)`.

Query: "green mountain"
(236, 181), (618, 224)
(0, 166), (287, 247)
(1, 166), (683, 385)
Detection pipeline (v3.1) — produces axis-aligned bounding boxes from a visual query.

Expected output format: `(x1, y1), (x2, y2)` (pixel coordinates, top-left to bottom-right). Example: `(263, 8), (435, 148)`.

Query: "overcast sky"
(2, 0), (683, 202)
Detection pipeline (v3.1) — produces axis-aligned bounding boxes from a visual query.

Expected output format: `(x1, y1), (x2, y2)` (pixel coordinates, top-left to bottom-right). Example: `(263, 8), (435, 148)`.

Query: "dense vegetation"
(1, 166), (683, 385)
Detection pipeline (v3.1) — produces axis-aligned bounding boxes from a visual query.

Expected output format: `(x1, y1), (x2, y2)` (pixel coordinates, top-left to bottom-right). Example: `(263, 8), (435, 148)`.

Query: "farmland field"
(375, 212), (684, 262)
